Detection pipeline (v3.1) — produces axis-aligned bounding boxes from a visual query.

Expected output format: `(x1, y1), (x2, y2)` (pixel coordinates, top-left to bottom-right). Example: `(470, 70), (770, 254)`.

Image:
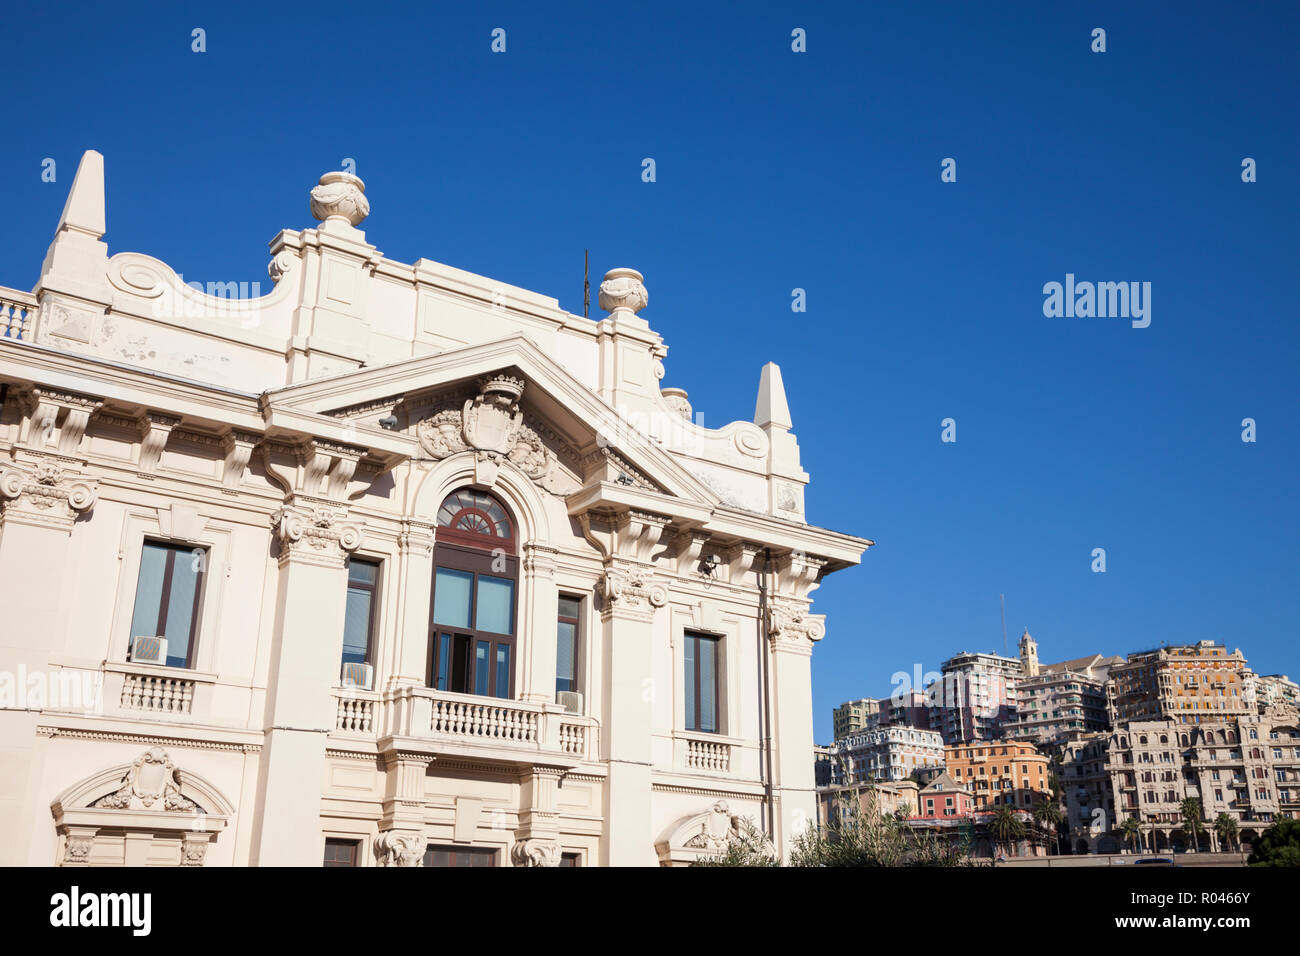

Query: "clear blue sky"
(4, 2), (1297, 744)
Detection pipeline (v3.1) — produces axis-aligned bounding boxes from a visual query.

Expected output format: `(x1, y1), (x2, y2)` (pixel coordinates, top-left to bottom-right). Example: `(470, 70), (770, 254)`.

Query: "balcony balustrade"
(330, 685), (598, 765)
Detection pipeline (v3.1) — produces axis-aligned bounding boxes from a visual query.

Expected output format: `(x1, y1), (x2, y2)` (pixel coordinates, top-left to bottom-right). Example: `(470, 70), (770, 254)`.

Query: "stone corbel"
(613, 509), (671, 563)
(29, 388), (103, 454)
(136, 412), (181, 476)
(220, 429), (260, 491)
(724, 542), (761, 586)
(770, 550), (828, 601)
(262, 438), (368, 499)
(674, 530), (711, 577)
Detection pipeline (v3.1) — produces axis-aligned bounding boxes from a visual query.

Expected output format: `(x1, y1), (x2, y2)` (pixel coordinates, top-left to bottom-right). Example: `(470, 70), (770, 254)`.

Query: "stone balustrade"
(331, 686), (597, 763)
(0, 288), (37, 341)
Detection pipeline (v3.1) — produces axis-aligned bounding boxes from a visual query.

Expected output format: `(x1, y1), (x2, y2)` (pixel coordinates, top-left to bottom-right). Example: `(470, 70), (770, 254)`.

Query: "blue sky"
(4, 2), (1297, 743)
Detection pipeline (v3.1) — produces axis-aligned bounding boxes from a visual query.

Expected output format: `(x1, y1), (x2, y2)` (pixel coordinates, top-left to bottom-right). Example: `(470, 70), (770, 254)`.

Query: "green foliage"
(700, 796), (982, 867)
(988, 803), (1025, 852)
(790, 802), (977, 867)
(1214, 813), (1239, 851)
(1248, 817), (1300, 867)
(1118, 815), (1142, 851)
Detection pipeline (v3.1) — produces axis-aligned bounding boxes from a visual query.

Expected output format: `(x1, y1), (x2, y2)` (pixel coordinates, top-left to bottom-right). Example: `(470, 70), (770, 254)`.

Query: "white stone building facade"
(825, 726), (945, 783)
(0, 153), (869, 866)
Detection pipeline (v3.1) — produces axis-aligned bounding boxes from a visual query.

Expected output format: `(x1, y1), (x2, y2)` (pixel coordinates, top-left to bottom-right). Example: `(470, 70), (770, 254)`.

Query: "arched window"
(428, 489), (517, 698)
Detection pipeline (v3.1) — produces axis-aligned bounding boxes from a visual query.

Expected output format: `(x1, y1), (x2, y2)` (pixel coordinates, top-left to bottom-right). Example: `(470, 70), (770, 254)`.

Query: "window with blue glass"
(128, 541), (206, 668)
(428, 489), (516, 698)
(684, 631), (720, 733)
(342, 558), (380, 666)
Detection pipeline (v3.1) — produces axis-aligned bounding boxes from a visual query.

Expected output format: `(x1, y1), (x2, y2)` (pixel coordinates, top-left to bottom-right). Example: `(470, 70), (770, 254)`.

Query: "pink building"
(915, 772), (974, 819)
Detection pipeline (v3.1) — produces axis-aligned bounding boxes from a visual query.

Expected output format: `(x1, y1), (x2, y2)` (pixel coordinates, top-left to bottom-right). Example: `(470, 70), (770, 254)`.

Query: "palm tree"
(1214, 813), (1239, 853)
(989, 802), (1026, 858)
(1180, 797), (1205, 853)
(1118, 815), (1142, 854)
(1032, 799), (1063, 854)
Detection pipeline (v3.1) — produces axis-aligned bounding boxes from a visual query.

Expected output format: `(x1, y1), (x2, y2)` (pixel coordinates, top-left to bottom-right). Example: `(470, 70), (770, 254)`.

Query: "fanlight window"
(437, 489), (514, 552)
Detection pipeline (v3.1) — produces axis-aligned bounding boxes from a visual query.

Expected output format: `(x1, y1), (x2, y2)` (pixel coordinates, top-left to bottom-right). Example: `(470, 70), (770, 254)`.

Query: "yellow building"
(1110, 641), (1248, 725)
(945, 741), (1050, 809)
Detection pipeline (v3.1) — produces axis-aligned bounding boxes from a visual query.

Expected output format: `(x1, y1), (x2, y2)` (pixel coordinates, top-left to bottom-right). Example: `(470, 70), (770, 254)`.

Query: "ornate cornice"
(36, 725), (262, 754)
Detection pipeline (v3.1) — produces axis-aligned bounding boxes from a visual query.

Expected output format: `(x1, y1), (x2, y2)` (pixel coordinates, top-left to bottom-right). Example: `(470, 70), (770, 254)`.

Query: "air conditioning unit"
(557, 691), (584, 714)
(341, 662), (374, 691)
(130, 635), (168, 666)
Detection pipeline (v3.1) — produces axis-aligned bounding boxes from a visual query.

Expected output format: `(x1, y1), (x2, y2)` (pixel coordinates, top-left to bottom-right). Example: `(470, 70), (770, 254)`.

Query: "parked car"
(1133, 856), (1175, 866)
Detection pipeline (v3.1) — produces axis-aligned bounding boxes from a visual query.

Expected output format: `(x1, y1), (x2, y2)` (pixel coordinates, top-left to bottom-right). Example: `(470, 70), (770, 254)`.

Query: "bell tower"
(1019, 629), (1039, 677)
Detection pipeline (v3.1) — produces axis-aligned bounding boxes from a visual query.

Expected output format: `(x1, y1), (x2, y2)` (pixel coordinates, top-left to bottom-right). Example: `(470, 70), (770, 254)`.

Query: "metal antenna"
(583, 249), (590, 318)
(1000, 593), (1008, 656)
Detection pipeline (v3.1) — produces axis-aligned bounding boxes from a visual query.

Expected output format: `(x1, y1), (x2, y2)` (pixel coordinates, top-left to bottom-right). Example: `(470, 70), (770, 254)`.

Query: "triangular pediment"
(264, 333), (721, 509)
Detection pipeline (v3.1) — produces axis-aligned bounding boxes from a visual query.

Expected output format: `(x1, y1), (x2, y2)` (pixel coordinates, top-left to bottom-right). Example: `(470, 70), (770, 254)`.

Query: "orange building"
(1110, 640), (1249, 725)
(945, 740), (1051, 810)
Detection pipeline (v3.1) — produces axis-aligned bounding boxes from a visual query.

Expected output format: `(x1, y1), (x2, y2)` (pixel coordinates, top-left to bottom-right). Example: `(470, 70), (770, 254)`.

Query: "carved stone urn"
(309, 171), (370, 227)
(598, 267), (648, 315)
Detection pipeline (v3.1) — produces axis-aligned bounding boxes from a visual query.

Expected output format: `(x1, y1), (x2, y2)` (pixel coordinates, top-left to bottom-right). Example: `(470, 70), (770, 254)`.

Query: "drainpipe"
(757, 547), (776, 841)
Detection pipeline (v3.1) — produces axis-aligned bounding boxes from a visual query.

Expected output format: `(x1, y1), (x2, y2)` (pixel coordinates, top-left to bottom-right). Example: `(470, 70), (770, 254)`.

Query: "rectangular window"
(423, 845), (496, 867)
(684, 631), (720, 733)
(342, 558), (380, 667)
(558, 852), (581, 867)
(323, 838), (360, 867)
(556, 596), (581, 694)
(129, 541), (206, 668)
(432, 568), (473, 629)
(475, 575), (514, 635)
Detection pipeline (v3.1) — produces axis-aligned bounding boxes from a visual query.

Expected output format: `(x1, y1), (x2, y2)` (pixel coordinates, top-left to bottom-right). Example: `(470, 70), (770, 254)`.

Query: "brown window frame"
(428, 544), (518, 698)
(422, 844), (497, 867)
(132, 539), (206, 669)
(323, 838), (360, 867)
(343, 556), (381, 667)
(684, 630), (722, 734)
(556, 594), (582, 695)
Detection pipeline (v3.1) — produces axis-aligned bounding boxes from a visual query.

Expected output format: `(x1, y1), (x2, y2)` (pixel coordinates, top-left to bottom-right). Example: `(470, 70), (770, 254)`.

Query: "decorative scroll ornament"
(415, 376), (580, 496)
(271, 503), (363, 563)
(766, 598), (826, 647)
(268, 249), (297, 282)
(0, 458), (98, 528)
(510, 838), (561, 867)
(598, 563), (668, 614)
(309, 171), (370, 227)
(374, 830), (424, 867)
(92, 748), (198, 813)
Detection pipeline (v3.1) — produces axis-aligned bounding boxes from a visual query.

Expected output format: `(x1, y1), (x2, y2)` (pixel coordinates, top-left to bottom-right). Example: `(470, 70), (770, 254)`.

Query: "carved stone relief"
(414, 374), (581, 496)
(91, 748), (199, 813)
